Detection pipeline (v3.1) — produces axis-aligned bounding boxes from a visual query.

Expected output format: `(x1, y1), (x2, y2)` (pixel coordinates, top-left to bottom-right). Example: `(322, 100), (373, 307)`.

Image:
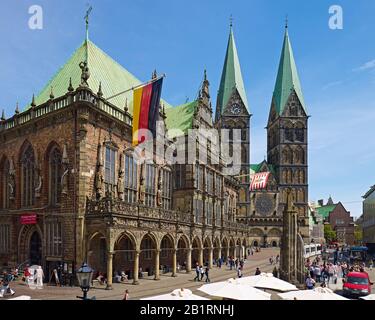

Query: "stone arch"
(191, 236), (203, 266)
(45, 141), (63, 205)
(177, 234), (190, 269)
(252, 240), (259, 247)
(0, 155), (10, 209)
(236, 238), (243, 259)
(282, 146), (293, 164)
(213, 237), (221, 261)
(268, 228), (282, 237)
(229, 238), (236, 258)
(271, 240), (278, 247)
(160, 234), (175, 271)
(249, 228), (264, 237)
(87, 231), (107, 274)
(221, 237), (229, 261)
(203, 236), (212, 265)
(139, 233), (158, 276)
(299, 169), (305, 184)
(294, 146), (305, 165)
(113, 231), (137, 279)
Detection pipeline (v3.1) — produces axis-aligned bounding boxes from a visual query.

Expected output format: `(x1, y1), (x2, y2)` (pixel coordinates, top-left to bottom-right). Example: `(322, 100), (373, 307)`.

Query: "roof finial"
(204, 69), (207, 81)
(15, 102), (20, 114)
(229, 14), (233, 28)
(1, 109), (5, 121)
(50, 86), (54, 99)
(97, 82), (103, 97)
(124, 98), (128, 113)
(68, 77), (74, 92)
(285, 14), (288, 29)
(84, 5), (93, 42)
(31, 94), (36, 108)
(152, 69), (157, 80)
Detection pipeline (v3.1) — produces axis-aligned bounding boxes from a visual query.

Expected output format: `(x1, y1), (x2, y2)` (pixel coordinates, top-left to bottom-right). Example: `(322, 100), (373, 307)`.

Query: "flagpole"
(106, 74), (166, 101)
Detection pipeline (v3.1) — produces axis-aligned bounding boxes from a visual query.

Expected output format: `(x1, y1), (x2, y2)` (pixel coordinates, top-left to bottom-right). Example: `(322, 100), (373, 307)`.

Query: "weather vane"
(85, 5), (93, 41)
(230, 14), (233, 28)
(285, 14), (288, 29)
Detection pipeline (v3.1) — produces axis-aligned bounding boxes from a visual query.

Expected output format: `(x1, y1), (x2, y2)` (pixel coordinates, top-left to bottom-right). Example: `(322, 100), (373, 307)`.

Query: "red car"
(343, 272), (373, 298)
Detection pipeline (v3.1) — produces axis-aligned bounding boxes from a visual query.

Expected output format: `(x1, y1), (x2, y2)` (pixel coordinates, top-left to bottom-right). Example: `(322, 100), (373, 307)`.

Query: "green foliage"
(324, 224), (336, 242)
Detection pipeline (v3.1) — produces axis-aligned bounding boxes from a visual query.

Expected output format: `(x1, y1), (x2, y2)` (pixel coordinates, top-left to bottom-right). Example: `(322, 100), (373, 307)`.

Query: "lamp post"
(76, 262), (93, 300)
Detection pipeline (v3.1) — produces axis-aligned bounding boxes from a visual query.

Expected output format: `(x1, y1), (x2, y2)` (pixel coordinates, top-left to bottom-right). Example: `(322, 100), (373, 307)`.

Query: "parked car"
(343, 272), (373, 298)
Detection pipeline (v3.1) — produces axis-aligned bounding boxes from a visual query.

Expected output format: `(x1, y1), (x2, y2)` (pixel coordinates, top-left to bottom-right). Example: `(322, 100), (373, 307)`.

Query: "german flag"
(132, 78), (163, 146)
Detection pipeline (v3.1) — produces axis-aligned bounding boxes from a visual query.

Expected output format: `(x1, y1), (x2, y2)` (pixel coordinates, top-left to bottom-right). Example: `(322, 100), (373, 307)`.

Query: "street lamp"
(76, 262), (93, 300)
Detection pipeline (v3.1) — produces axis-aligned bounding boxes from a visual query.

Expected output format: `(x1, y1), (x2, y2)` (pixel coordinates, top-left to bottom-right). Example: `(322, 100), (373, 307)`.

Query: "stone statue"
(79, 61), (90, 87)
(34, 161), (42, 198)
(95, 167), (104, 199)
(156, 174), (163, 207)
(117, 169), (124, 200)
(8, 159), (15, 200)
(139, 164), (146, 204)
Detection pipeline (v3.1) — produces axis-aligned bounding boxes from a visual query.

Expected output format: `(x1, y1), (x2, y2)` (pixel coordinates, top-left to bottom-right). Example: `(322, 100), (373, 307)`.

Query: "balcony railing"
(86, 197), (247, 231)
(0, 87), (132, 132)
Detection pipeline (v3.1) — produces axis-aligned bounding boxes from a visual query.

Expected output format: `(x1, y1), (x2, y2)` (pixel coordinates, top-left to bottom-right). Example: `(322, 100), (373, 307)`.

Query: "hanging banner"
(249, 172), (270, 191)
(20, 214), (37, 225)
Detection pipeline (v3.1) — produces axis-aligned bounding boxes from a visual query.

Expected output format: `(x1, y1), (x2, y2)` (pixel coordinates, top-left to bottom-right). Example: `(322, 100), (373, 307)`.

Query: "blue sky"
(1, 0), (375, 217)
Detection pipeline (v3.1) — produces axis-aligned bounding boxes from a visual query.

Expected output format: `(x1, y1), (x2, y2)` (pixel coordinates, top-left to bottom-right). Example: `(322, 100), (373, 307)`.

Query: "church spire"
(216, 19), (248, 121)
(272, 26), (307, 115)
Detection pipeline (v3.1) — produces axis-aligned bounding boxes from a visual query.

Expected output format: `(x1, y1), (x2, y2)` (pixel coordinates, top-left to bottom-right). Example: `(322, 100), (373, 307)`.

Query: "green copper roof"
(216, 27), (248, 119)
(315, 204), (337, 219)
(28, 40), (172, 113)
(165, 100), (198, 138)
(273, 28), (306, 115)
(250, 161), (276, 176)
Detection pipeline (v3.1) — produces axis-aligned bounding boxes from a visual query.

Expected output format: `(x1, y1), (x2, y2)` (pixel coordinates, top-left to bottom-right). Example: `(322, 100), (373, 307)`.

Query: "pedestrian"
(24, 264), (31, 286)
(0, 272), (15, 298)
(237, 266), (243, 278)
(255, 267), (261, 275)
(194, 263), (200, 282)
(200, 265), (205, 281)
(36, 266), (44, 289)
(276, 254), (280, 264)
(123, 289), (129, 300)
(369, 259), (373, 271)
(204, 267), (210, 283)
(305, 275), (315, 290)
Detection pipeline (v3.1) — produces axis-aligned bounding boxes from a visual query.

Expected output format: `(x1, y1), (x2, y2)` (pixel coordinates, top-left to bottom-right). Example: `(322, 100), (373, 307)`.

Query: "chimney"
(318, 199), (324, 207)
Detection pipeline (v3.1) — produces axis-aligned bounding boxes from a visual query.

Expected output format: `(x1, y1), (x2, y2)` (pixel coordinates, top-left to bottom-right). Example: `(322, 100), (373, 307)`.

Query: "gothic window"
(1, 159), (10, 209)
(206, 170), (214, 195)
(285, 128), (294, 142)
(295, 128), (304, 142)
(104, 146), (116, 195)
(145, 164), (156, 207)
(162, 169), (172, 210)
(282, 147), (292, 164)
(174, 164), (185, 189)
(49, 147), (62, 206)
(294, 147), (305, 165)
(194, 198), (203, 224)
(224, 196), (228, 220)
(21, 146), (35, 207)
(297, 189), (305, 203)
(206, 201), (213, 225)
(215, 202), (221, 225)
(0, 224), (10, 253)
(46, 221), (62, 256)
(290, 103), (298, 116)
(215, 175), (222, 197)
(287, 169), (292, 184)
(124, 154), (137, 203)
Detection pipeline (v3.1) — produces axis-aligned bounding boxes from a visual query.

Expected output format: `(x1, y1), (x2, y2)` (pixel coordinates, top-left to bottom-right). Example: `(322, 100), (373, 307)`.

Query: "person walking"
(123, 289), (129, 300)
(0, 272), (15, 298)
(276, 254), (280, 264)
(204, 267), (210, 283)
(255, 267), (261, 275)
(200, 265), (205, 281)
(24, 265), (31, 287)
(36, 266), (44, 289)
(237, 266), (243, 278)
(194, 263), (200, 282)
(272, 266), (278, 278)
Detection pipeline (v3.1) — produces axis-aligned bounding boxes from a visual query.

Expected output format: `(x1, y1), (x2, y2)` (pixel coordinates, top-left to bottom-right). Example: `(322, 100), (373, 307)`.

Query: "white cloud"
(353, 59), (375, 72)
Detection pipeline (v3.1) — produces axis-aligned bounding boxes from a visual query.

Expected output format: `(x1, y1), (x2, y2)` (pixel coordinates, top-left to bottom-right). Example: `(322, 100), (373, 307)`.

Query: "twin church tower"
(215, 23), (309, 242)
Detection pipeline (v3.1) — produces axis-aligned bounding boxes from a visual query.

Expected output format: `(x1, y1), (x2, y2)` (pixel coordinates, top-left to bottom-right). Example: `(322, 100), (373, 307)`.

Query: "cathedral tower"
(215, 23), (251, 219)
(267, 26), (309, 239)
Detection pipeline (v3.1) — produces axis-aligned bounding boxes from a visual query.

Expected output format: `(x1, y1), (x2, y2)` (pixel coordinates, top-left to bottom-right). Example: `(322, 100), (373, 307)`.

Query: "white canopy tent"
(141, 288), (208, 300)
(359, 294), (375, 300)
(278, 287), (348, 300)
(237, 273), (299, 292)
(198, 278), (271, 300)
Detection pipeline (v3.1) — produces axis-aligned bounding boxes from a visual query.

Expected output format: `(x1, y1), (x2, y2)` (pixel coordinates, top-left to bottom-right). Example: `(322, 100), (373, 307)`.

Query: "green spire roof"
(28, 40), (172, 113)
(273, 28), (306, 115)
(216, 26), (248, 118)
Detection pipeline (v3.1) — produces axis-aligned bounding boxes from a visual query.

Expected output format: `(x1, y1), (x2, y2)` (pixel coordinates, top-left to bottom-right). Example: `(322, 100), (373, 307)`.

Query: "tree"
(324, 224), (336, 243)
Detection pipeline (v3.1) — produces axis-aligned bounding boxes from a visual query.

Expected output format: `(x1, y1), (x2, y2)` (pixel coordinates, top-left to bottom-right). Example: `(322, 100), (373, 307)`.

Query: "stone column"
(133, 250), (140, 285)
(186, 249), (192, 273)
(105, 252), (114, 290)
(172, 249), (177, 277)
(154, 249), (160, 280)
(198, 248), (203, 266)
(226, 247), (230, 261)
(217, 246), (222, 260)
(208, 247), (213, 269)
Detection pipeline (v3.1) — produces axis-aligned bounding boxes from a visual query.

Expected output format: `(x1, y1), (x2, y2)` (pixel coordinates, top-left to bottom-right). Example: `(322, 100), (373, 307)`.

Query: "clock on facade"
(255, 194), (274, 216)
(230, 103), (241, 115)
